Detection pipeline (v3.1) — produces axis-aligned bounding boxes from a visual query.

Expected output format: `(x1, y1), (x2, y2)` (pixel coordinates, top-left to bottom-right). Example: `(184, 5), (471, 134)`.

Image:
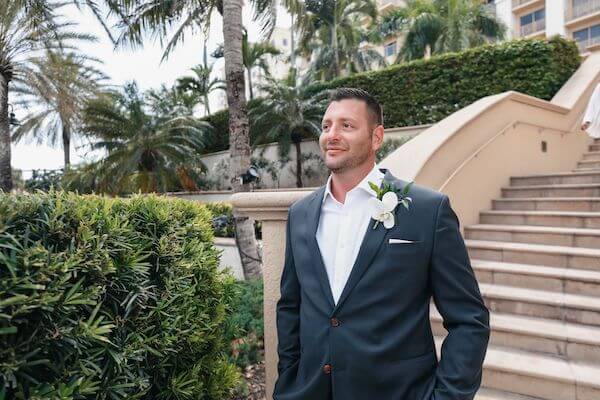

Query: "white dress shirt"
(316, 162), (385, 305)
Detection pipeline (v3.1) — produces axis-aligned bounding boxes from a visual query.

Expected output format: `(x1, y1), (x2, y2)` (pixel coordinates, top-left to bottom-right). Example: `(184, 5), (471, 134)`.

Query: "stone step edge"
(433, 337), (600, 389)
(511, 170), (600, 179)
(478, 282), (600, 313)
(502, 183), (600, 190)
(476, 387), (545, 400)
(430, 306), (600, 346)
(481, 210), (600, 217)
(466, 224), (600, 236)
(471, 259), (600, 285)
(493, 197), (600, 202)
(465, 239), (600, 257)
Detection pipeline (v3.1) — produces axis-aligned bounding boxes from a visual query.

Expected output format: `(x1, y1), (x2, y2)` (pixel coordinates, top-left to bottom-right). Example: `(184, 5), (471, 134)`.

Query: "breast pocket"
(382, 238), (427, 272)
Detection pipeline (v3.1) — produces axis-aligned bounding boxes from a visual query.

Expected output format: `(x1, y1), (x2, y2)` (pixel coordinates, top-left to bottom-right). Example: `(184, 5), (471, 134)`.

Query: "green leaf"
(0, 326), (17, 335)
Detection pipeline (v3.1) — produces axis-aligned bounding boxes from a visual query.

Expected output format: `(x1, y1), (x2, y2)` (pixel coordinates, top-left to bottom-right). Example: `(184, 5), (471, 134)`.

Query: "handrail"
(438, 120), (576, 192)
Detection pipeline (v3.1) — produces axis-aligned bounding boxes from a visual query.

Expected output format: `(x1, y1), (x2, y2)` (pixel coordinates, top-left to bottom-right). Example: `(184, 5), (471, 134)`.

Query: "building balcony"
(512, 0), (544, 13)
(379, 0), (406, 14)
(519, 19), (545, 37)
(576, 34), (600, 52)
(566, 0), (600, 20)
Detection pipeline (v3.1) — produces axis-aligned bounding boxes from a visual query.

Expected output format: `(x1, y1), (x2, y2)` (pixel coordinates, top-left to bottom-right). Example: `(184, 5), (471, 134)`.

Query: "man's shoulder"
(288, 186), (324, 216)
(393, 178), (446, 207)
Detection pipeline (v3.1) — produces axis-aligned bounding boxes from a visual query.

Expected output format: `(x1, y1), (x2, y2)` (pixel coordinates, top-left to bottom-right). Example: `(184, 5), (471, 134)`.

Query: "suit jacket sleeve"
(429, 195), (491, 400)
(275, 209), (301, 375)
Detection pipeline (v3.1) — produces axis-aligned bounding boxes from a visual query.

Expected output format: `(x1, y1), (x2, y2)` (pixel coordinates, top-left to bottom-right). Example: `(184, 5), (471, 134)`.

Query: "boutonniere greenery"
(367, 181), (414, 230)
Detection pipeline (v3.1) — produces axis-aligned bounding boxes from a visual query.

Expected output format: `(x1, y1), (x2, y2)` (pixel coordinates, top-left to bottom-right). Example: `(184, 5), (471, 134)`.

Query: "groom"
(273, 88), (490, 400)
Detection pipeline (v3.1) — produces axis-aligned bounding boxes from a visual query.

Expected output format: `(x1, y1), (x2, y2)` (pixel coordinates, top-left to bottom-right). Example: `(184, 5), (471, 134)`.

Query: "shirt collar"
(322, 162), (384, 204)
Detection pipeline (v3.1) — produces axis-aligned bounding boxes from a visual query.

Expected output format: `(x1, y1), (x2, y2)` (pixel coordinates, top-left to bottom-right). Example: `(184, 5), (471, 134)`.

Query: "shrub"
(0, 191), (240, 399)
(223, 278), (264, 370)
(203, 37), (580, 153)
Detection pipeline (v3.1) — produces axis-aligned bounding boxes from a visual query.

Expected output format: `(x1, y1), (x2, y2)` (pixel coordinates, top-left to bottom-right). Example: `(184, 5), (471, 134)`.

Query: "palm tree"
(12, 51), (106, 169)
(297, 0), (382, 81)
(214, 28), (281, 100)
(0, 0), (94, 191)
(77, 82), (212, 193)
(398, 0), (506, 62)
(108, 0), (280, 279)
(176, 60), (225, 116)
(250, 68), (328, 188)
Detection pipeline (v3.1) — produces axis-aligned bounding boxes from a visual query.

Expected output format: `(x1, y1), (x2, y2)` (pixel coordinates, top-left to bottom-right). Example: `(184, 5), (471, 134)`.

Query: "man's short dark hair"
(328, 87), (384, 127)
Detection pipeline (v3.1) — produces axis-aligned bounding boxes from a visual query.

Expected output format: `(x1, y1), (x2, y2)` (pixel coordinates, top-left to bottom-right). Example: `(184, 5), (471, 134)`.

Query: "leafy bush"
(305, 36), (580, 127)
(223, 278), (264, 370)
(203, 37), (580, 153)
(0, 191), (240, 399)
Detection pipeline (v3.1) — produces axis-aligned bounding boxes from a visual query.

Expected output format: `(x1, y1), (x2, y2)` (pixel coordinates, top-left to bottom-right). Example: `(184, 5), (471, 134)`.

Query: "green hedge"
(0, 191), (239, 399)
(204, 36), (580, 152)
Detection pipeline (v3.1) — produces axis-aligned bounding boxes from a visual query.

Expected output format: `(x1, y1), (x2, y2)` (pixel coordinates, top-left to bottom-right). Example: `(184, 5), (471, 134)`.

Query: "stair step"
(581, 151), (600, 161)
(573, 167), (600, 172)
(502, 183), (600, 198)
(479, 210), (600, 229)
(479, 282), (600, 326)
(435, 338), (600, 400)
(431, 308), (600, 363)
(466, 239), (600, 271)
(470, 259), (600, 296)
(492, 198), (600, 212)
(578, 159), (600, 168)
(476, 388), (543, 400)
(589, 144), (600, 152)
(510, 171), (600, 186)
(465, 224), (600, 247)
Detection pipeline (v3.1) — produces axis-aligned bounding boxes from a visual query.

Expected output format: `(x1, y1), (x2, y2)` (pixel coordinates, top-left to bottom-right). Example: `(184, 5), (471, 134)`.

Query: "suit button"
(330, 317), (340, 327)
(323, 364), (332, 374)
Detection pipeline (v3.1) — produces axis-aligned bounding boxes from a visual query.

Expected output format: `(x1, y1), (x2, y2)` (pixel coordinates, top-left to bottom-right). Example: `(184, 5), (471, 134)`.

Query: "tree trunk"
(204, 94), (211, 116)
(62, 123), (71, 169)
(332, 10), (340, 77)
(290, 12), (296, 69)
(424, 44), (432, 60)
(247, 67), (254, 100)
(223, 0), (262, 280)
(294, 140), (303, 188)
(0, 74), (13, 192)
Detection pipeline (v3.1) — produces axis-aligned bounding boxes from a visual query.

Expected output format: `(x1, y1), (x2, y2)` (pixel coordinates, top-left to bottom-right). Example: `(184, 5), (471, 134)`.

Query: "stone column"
(231, 189), (312, 400)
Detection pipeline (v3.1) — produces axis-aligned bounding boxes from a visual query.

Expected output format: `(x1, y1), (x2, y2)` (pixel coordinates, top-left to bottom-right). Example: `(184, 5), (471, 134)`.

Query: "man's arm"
(429, 195), (491, 400)
(275, 209), (301, 376)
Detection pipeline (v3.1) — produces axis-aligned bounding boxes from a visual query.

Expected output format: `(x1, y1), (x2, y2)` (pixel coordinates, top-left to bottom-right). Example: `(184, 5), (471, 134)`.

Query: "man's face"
(319, 99), (380, 174)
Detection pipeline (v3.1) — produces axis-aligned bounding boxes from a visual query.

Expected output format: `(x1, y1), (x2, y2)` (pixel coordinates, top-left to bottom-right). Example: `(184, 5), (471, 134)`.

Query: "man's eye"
(344, 123), (352, 128)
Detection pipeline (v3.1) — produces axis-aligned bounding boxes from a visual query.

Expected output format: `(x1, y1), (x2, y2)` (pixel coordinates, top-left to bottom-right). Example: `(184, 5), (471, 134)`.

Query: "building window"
(520, 8), (545, 36)
(573, 23), (600, 52)
(384, 41), (397, 57)
(283, 38), (288, 46)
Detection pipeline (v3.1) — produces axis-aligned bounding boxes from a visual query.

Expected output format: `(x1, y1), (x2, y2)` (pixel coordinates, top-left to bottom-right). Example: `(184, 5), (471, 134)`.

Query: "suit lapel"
(305, 168), (400, 314)
(306, 185), (336, 310)
(332, 169), (398, 314)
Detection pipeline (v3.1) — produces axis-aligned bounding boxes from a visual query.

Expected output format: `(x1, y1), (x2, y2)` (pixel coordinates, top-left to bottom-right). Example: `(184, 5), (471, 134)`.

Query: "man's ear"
(372, 124), (385, 151)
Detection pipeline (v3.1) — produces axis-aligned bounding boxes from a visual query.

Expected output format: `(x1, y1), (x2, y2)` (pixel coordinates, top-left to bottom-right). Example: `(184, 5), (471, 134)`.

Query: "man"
(273, 87), (490, 400)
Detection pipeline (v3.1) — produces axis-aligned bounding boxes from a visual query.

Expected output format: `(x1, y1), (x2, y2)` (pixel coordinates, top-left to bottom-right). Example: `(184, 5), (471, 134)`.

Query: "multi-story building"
(370, 0), (600, 62)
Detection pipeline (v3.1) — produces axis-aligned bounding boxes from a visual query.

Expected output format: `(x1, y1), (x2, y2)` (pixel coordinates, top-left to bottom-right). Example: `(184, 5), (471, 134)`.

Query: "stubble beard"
(325, 148), (372, 175)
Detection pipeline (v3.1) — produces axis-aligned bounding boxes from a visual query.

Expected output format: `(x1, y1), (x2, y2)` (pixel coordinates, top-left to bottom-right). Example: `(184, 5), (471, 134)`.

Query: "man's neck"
(330, 161), (376, 204)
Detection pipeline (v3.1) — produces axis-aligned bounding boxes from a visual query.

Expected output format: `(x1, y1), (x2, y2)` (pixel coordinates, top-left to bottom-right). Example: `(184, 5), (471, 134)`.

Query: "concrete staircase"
(433, 138), (600, 400)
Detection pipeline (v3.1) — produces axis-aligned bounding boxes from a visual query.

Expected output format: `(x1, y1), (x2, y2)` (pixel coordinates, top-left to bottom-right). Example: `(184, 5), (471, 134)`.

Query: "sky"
(12, 2), (292, 177)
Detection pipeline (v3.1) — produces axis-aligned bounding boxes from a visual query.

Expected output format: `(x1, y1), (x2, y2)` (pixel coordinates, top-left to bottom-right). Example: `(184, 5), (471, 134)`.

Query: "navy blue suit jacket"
(273, 168), (490, 400)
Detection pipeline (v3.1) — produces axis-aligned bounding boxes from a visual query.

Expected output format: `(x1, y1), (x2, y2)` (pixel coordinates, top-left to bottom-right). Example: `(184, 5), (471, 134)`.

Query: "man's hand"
(582, 121), (591, 131)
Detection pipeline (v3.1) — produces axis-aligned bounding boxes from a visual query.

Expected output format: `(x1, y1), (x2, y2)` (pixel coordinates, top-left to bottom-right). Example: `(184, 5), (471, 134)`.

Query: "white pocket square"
(389, 238), (419, 244)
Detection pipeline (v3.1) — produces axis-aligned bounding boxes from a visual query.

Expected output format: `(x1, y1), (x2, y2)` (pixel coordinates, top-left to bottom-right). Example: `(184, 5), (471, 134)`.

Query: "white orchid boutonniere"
(367, 180), (414, 230)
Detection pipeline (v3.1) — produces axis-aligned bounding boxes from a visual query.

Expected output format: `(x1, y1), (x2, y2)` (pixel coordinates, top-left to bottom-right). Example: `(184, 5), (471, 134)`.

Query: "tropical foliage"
(73, 82), (212, 194)
(12, 51), (106, 168)
(0, 191), (239, 398)
(250, 68), (329, 187)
